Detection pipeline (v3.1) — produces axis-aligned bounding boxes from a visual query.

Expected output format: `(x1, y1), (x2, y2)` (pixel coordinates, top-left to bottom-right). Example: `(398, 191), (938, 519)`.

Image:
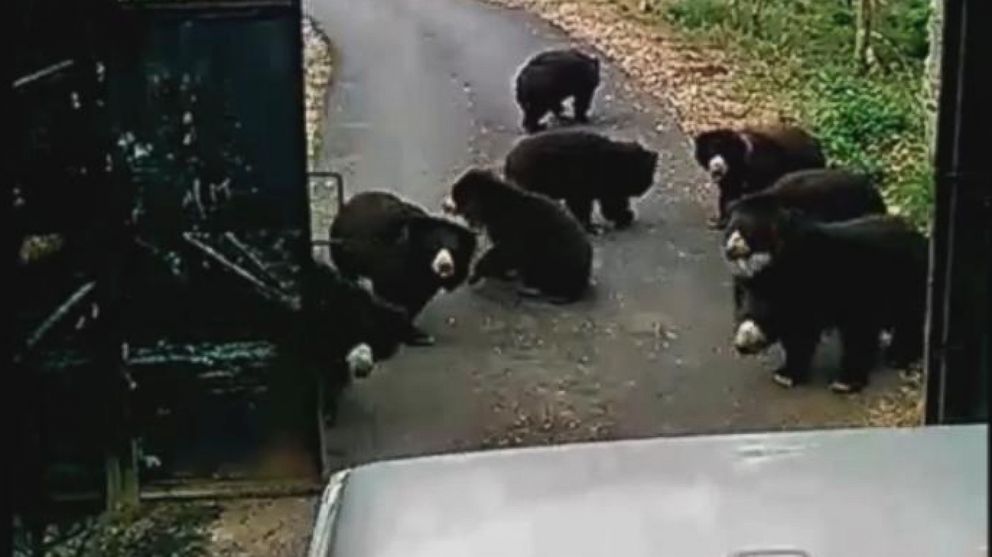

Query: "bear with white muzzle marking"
(694, 124), (826, 229)
(721, 168), (888, 278)
(329, 190), (477, 346)
(728, 207), (928, 393)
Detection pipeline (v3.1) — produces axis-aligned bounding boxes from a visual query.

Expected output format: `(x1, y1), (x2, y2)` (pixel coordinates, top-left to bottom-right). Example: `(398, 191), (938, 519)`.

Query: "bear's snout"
(441, 196), (457, 214)
(346, 343), (375, 379)
(707, 155), (728, 180)
(733, 319), (768, 354)
(432, 248), (456, 279)
(724, 229), (750, 259)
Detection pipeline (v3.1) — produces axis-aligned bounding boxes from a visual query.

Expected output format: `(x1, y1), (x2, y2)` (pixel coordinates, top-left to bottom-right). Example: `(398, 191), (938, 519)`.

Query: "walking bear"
(694, 124), (826, 228)
(515, 48), (600, 133)
(728, 208), (928, 393)
(504, 130), (658, 232)
(329, 191), (477, 346)
(442, 168), (592, 303)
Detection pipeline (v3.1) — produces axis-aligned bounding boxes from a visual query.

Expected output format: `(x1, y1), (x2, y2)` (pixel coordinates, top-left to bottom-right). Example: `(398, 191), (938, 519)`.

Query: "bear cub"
(443, 168), (592, 303)
(515, 48), (600, 133)
(330, 191), (477, 345)
(504, 130), (658, 232)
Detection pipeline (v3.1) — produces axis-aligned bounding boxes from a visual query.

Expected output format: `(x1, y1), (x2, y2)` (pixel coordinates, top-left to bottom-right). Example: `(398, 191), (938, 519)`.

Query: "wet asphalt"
(307, 0), (899, 469)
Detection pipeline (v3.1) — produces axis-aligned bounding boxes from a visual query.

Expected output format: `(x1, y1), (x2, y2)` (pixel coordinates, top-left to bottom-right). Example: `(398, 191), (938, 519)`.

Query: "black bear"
(515, 48), (600, 133)
(503, 130), (658, 232)
(442, 168), (592, 303)
(300, 263), (418, 422)
(728, 209), (928, 393)
(722, 168), (888, 278)
(329, 191), (477, 346)
(303, 263), (414, 379)
(694, 124), (826, 228)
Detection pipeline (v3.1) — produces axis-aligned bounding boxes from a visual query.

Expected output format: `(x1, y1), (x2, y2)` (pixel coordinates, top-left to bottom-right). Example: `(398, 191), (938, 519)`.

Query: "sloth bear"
(694, 124), (826, 228)
(442, 168), (592, 303)
(304, 263), (414, 380)
(515, 48), (601, 133)
(300, 263), (418, 422)
(503, 130), (659, 232)
(728, 209), (928, 393)
(722, 168), (888, 278)
(329, 191), (477, 346)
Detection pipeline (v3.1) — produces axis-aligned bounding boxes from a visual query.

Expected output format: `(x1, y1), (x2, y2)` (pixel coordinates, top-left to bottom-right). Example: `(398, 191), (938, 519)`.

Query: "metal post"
(923, 0), (991, 424)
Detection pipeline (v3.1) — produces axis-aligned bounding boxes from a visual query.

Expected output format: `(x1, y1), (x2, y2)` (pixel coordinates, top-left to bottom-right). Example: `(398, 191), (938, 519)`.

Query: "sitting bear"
(329, 191), (477, 346)
(442, 168), (592, 303)
(722, 167), (888, 278)
(729, 209), (928, 393)
(503, 130), (658, 232)
(515, 48), (600, 133)
(694, 124), (826, 228)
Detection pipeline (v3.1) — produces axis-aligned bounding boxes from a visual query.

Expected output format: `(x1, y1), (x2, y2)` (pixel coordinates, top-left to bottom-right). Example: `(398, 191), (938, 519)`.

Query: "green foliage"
(665, 0), (729, 30)
(663, 0), (933, 229)
(882, 0), (931, 61)
(802, 68), (916, 173)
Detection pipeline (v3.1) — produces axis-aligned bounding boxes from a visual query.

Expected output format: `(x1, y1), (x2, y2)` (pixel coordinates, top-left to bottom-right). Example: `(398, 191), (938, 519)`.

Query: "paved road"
(308, 0), (897, 468)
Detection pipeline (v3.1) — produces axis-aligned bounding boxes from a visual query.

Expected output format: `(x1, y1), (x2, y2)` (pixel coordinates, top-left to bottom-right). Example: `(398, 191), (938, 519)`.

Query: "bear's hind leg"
(773, 331), (818, 388)
(521, 102), (548, 133)
(600, 197), (635, 229)
(470, 246), (514, 284)
(832, 325), (881, 393)
(885, 320), (923, 369)
(565, 197), (597, 233)
(573, 88), (593, 123)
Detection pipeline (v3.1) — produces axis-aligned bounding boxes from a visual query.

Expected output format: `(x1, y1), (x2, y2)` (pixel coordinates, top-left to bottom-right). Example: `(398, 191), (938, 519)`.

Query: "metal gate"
(13, 0), (332, 538)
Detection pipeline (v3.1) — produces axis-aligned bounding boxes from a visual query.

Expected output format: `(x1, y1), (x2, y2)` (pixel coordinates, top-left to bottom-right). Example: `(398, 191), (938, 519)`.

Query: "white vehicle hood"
(310, 424), (987, 557)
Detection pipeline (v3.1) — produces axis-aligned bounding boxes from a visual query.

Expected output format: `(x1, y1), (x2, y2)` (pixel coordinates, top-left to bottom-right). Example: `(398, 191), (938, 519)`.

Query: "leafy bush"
(665, 0), (730, 30)
(881, 0), (931, 61)
(802, 69), (917, 173)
